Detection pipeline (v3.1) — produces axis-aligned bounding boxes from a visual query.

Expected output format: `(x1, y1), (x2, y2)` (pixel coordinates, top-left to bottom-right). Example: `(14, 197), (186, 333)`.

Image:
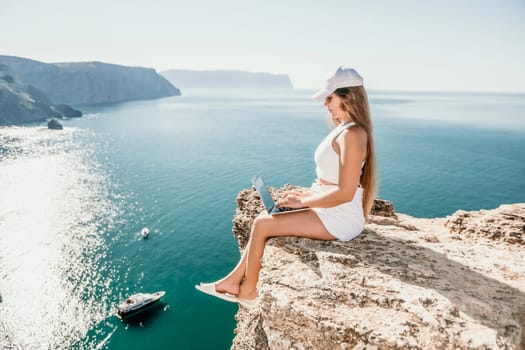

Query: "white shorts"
(310, 182), (365, 242)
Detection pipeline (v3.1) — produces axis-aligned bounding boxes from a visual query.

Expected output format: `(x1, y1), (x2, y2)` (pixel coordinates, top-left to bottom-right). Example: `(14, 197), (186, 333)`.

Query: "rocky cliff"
(0, 64), (82, 125)
(230, 185), (525, 349)
(161, 69), (293, 89)
(0, 55), (180, 105)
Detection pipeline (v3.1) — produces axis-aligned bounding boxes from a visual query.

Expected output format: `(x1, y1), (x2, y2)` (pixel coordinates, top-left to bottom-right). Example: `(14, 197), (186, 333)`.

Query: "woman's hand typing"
(277, 191), (310, 208)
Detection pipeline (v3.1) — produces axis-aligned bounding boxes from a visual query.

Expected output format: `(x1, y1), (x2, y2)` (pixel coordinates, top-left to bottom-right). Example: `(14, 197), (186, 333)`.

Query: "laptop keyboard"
(276, 205), (309, 213)
(278, 206), (294, 212)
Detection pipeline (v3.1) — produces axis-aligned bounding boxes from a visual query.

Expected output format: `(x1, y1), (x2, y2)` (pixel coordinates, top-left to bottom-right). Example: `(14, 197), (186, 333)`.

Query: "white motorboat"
(140, 227), (149, 239)
(117, 291), (165, 318)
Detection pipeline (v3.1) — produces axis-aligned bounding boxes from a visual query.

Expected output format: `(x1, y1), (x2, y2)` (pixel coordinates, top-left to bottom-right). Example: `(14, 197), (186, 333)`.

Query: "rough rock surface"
(230, 187), (525, 350)
(445, 205), (524, 245)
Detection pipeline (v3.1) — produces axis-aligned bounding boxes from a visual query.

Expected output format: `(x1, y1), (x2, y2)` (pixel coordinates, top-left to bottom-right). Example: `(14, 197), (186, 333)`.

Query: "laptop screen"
(251, 174), (275, 212)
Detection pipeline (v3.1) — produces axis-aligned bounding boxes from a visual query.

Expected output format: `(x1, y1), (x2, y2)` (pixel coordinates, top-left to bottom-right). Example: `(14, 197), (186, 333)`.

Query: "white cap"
(312, 66), (363, 101)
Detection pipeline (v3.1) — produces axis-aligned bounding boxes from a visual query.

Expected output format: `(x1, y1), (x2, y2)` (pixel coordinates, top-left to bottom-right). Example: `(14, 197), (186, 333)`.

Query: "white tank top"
(314, 122), (364, 184)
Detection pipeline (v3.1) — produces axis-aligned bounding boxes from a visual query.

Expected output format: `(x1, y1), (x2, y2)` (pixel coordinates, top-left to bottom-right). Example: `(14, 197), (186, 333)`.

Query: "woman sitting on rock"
(197, 66), (377, 307)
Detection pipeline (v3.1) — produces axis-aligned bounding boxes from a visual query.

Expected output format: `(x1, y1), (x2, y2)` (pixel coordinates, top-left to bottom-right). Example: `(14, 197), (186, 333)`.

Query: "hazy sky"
(1, 0), (524, 92)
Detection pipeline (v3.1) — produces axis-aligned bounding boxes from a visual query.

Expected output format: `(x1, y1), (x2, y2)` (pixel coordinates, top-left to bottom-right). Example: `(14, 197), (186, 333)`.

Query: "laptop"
(250, 174), (309, 215)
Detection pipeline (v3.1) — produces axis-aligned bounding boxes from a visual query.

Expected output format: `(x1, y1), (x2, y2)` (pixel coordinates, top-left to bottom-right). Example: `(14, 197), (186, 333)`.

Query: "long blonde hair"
(334, 86), (377, 221)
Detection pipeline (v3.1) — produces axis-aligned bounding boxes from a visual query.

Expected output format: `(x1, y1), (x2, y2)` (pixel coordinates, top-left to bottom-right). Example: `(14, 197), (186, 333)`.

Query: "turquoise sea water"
(0, 89), (524, 349)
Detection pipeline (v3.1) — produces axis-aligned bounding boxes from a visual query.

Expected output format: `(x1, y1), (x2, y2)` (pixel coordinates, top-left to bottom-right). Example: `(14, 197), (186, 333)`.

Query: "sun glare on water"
(0, 127), (118, 349)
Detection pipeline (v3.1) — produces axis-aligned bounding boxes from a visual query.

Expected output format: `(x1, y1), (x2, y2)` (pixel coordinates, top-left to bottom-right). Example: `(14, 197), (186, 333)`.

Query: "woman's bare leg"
(237, 210), (336, 301)
(214, 242), (250, 295)
(215, 212), (266, 295)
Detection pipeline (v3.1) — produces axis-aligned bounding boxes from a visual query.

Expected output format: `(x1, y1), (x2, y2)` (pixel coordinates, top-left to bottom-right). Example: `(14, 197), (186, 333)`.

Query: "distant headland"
(161, 69), (293, 89)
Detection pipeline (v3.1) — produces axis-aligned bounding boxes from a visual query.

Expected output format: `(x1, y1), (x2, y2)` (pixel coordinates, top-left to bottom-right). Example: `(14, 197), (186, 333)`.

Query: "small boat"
(140, 227), (149, 239)
(117, 291), (165, 318)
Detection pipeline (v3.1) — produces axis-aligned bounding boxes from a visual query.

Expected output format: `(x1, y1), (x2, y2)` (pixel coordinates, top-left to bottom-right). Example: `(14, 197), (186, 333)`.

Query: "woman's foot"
(237, 283), (258, 302)
(215, 278), (241, 296)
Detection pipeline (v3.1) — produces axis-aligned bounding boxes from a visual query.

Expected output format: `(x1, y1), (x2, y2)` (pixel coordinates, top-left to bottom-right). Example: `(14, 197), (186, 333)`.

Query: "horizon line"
(2, 54), (524, 95)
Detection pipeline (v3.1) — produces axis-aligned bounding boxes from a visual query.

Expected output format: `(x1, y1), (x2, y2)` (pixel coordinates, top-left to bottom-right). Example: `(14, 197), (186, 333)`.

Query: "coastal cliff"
(0, 55), (180, 105)
(230, 186), (525, 349)
(0, 64), (82, 125)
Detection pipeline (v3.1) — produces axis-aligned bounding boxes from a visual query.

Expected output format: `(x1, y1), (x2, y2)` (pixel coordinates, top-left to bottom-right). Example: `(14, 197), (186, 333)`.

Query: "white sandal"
(195, 282), (238, 303)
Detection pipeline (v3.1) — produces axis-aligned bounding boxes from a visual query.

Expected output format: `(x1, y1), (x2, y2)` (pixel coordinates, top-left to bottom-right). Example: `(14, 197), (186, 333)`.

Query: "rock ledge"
(230, 186), (525, 350)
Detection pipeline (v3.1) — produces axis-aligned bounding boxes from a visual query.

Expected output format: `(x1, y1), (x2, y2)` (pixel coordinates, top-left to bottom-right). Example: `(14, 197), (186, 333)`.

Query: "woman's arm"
(278, 127), (367, 209)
